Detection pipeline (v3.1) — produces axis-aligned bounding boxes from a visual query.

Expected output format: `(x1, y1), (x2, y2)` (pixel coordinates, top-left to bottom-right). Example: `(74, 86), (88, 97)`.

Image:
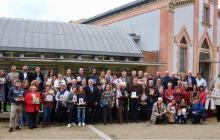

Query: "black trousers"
(27, 111), (38, 128)
(102, 106), (112, 124)
(140, 104), (147, 121)
(57, 106), (67, 124)
(216, 105), (220, 121)
(130, 99), (139, 122)
(86, 105), (95, 124)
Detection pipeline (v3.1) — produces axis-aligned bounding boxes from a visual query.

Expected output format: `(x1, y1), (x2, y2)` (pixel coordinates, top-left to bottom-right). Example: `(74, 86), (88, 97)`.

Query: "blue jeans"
(68, 108), (73, 124)
(177, 114), (187, 124)
(43, 108), (52, 125)
(77, 107), (85, 124)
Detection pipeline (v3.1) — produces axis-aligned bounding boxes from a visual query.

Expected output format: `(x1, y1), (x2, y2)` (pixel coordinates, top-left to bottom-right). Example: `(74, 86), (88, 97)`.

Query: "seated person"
(166, 99), (178, 123)
(177, 99), (189, 124)
(191, 97), (203, 124)
(150, 97), (167, 124)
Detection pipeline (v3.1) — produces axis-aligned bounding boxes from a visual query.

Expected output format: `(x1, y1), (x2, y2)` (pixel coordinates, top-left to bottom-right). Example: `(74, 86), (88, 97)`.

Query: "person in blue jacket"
(191, 97), (203, 124)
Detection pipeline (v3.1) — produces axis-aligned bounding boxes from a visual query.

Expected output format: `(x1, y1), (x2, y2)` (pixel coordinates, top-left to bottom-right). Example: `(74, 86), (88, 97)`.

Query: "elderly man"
(196, 73), (207, 88)
(84, 79), (99, 124)
(186, 71), (197, 88)
(162, 71), (172, 89)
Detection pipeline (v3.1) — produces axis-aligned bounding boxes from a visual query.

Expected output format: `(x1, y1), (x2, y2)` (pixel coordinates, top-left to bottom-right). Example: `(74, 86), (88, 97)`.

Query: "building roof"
(80, 0), (156, 24)
(0, 17), (142, 57)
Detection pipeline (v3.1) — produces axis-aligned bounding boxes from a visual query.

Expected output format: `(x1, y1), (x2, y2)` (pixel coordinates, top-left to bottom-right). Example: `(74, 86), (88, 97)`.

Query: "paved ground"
(0, 117), (220, 140)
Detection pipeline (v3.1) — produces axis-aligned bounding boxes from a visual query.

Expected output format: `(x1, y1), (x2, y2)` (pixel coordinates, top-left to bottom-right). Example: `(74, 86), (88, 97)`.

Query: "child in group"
(77, 86), (87, 126)
(66, 87), (77, 127)
(191, 97), (203, 124)
(42, 85), (55, 128)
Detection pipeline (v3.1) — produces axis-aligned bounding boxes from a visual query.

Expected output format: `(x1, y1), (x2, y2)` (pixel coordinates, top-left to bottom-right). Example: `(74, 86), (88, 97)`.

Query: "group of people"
(0, 65), (220, 133)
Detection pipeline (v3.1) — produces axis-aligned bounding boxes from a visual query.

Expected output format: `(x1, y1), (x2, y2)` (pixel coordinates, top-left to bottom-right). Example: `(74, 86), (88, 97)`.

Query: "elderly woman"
(205, 83), (216, 118)
(150, 97), (167, 124)
(25, 85), (41, 129)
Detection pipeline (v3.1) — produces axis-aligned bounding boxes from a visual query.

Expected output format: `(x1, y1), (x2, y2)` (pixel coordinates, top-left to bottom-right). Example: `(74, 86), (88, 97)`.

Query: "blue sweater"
(191, 102), (203, 114)
(8, 86), (24, 104)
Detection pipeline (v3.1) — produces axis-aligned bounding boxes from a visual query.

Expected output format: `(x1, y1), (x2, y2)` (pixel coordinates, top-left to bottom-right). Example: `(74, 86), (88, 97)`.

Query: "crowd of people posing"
(0, 65), (220, 133)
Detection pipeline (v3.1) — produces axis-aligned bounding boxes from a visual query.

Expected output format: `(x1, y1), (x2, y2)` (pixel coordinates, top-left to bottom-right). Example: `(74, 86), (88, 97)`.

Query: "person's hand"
(95, 102), (98, 106)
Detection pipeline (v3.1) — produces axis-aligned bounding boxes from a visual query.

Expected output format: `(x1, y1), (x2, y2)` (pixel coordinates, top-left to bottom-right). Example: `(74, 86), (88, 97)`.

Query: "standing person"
(84, 79), (99, 124)
(76, 68), (87, 86)
(196, 73), (207, 88)
(77, 86), (87, 126)
(164, 83), (174, 105)
(146, 80), (159, 121)
(154, 71), (161, 86)
(150, 97), (167, 124)
(0, 69), (9, 113)
(129, 77), (142, 123)
(119, 70), (131, 87)
(213, 86), (220, 122)
(182, 82), (191, 105)
(121, 82), (129, 123)
(55, 84), (70, 125)
(8, 80), (24, 132)
(131, 70), (137, 82)
(162, 71), (171, 89)
(45, 70), (55, 86)
(25, 85), (41, 129)
(190, 85), (198, 104)
(191, 97), (203, 124)
(170, 72), (179, 88)
(156, 78), (164, 97)
(101, 84), (113, 125)
(20, 80), (29, 126)
(42, 85), (55, 128)
(53, 73), (66, 91)
(7, 65), (19, 87)
(105, 70), (113, 84)
(89, 68), (99, 86)
(205, 83), (216, 118)
(19, 65), (32, 83)
(66, 87), (77, 127)
(32, 67), (44, 92)
(173, 81), (185, 103)
(139, 84), (148, 121)
(99, 71), (107, 90)
(185, 71), (197, 90)
(64, 69), (74, 91)
(115, 83), (125, 124)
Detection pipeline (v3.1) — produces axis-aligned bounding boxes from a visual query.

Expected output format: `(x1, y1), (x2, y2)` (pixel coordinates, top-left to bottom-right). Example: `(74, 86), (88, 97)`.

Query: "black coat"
(19, 72), (32, 83)
(32, 72), (44, 92)
(185, 76), (197, 86)
(84, 86), (99, 106)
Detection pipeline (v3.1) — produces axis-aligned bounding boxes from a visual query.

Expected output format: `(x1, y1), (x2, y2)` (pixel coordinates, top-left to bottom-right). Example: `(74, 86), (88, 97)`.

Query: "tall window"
(179, 37), (187, 72)
(201, 39), (209, 49)
(203, 0), (210, 24)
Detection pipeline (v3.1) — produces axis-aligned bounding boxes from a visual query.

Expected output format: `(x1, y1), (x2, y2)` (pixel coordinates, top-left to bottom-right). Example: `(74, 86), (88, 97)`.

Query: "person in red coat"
(25, 85), (41, 129)
(198, 85), (207, 106)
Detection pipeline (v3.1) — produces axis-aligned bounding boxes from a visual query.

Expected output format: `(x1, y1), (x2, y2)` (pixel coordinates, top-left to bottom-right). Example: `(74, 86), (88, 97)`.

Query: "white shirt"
(196, 78), (207, 88)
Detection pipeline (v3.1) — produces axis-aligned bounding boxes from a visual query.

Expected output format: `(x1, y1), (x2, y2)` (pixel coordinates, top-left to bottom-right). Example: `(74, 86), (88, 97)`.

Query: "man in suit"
(19, 66), (32, 83)
(84, 79), (99, 124)
(186, 71), (197, 89)
(32, 67), (44, 92)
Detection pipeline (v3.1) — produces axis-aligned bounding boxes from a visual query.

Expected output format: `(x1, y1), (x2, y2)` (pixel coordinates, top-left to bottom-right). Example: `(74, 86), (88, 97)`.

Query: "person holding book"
(42, 85), (55, 128)
(77, 86), (87, 126)
(101, 84), (114, 125)
(55, 83), (70, 125)
(66, 86), (77, 127)
(8, 80), (24, 132)
(177, 99), (189, 124)
(129, 77), (143, 123)
(25, 85), (41, 129)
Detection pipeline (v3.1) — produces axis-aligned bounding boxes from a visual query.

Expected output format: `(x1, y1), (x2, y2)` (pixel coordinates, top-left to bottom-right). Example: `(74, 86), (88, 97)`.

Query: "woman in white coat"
(205, 84), (216, 117)
(213, 86), (220, 122)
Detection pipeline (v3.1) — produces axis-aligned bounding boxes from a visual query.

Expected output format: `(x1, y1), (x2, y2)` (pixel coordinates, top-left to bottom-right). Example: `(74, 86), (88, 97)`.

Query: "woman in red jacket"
(25, 85), (41, 129)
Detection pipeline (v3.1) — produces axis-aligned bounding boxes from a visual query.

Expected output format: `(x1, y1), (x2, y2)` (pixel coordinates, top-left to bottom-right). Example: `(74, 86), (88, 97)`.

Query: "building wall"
(173, 4), (195, 73)
(107, 10), (160, 52)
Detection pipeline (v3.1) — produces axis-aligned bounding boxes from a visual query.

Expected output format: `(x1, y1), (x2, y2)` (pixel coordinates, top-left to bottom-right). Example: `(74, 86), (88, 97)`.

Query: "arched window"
(201, 39), (209, 49)
(179, 37), (187, 72)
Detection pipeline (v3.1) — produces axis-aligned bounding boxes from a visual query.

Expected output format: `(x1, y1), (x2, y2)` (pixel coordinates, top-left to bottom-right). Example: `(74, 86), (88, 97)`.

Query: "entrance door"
(199, 62), (210, 82)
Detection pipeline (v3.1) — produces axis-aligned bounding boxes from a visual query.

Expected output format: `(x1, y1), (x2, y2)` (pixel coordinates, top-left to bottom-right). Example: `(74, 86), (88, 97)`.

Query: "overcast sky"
(0, 0), (220, 22)
(0, 0), (135, 22)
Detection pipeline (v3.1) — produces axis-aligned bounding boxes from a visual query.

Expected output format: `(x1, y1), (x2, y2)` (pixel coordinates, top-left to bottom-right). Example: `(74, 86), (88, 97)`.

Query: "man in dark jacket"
(84, 79), (99, 124)
(19, 65), (32, 83)
(185, 72), (197, 89)
(89, 68), (99, 86)
(32, 67), (44, 92)
(162, 71), (172, 89)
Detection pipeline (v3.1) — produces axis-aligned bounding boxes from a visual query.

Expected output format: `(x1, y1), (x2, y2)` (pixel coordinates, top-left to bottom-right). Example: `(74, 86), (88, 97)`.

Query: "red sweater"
(25, 92), (41, 112)
(199, 91), (207, 105)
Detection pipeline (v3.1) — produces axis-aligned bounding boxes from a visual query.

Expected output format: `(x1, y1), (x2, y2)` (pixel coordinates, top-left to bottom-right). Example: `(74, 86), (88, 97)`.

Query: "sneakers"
(71, 123), (76, 126)
(67, 124), (71, 128)
(78, 123), (82, 126)
(82, 123), (85, 126)
(8, 127), (13, 132)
